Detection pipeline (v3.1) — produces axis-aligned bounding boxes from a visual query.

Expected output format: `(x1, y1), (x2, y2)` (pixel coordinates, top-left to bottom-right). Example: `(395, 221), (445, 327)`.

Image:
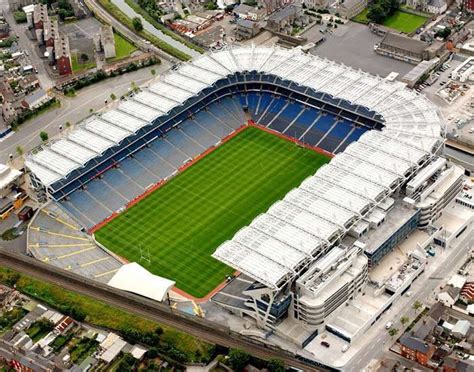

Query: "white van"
(385, 322), (393, 329)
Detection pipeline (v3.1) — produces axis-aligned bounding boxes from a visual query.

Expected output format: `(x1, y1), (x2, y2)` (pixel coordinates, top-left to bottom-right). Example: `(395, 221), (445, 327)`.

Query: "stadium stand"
(27, 203), (123, 281)
(25, 46), (444, 296)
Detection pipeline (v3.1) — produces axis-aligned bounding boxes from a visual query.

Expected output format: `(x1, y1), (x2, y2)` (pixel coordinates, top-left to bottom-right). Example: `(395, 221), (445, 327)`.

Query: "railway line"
(0, 250), (326, 371)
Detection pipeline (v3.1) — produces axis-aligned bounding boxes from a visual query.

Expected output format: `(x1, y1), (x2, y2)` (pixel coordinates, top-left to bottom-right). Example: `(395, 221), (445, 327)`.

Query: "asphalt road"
(0, 62), (170, 164)
(347, 232), (473, 371)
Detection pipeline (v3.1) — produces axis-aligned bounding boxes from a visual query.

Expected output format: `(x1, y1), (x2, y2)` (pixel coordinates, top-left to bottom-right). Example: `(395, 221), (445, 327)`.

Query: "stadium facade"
(25, 47), (462, 345)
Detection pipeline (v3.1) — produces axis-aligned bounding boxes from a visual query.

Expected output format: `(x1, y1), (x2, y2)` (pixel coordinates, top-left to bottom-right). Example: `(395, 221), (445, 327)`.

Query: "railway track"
(0, 251), (327, 371)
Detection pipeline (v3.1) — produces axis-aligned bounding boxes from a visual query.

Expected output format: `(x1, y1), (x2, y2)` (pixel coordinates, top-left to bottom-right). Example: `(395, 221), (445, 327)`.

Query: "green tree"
(268, 358), (285, 372)
(412, 300), (422, 314)
(400, 316), (410, 327)
(228, 349), (250, 372)
(65, 121), (71, 128)
(150, 69), (156, 76)
(39, 131), (48, 142)
(388, 327), (399, 339)
(367, 4), (386, 24)
(110, 93), (117, 101)
(80, 53), (89, 63)
(132, 17), (144, 32)
(15, 146), (23, 156)
(205, 1), (217, 9)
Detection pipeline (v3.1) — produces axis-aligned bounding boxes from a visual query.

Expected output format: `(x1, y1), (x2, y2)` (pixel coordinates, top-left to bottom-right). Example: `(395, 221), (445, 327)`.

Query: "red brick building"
(33, 4), (47, 30)
(55, 36), (72, 76)
(43, 19), (58, 48)
(399, 335), (435, 367)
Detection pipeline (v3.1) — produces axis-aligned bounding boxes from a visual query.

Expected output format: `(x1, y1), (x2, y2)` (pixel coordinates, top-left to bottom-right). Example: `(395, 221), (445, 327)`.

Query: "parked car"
(321, 341), (330, 348)
(385, 322), (393, 329)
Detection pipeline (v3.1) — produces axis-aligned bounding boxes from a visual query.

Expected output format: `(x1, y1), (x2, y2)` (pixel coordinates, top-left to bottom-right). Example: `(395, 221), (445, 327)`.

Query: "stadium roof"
(26, 46), (443, 188)
(25, 46), (445, 289)
(108, 262), (175, 302)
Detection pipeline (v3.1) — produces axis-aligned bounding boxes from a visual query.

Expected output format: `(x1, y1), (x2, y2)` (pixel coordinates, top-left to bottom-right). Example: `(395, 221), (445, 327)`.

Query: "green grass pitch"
(95, 127), (330, 298)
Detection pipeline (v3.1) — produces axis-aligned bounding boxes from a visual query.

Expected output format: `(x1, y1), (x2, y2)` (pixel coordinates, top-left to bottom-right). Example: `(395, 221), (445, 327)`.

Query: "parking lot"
(304, 22), (414, 77)
(60, 17), (102, 56)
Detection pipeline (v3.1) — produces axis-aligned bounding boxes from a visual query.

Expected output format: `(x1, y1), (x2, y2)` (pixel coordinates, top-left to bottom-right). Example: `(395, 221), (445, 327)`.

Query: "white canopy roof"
(108, 263), (175, 302)
(26, 46), (443, 188)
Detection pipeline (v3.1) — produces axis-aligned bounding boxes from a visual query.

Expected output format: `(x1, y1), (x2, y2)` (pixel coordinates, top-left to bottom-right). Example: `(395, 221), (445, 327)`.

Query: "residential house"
(266, 5), (299, 33)
(235, 19), (261, 40)
(399, 335), (436, 366)
(21, 88), (50, 110)
(452, 319), (471, 339)
(233, 3), (254, 18)
(425, 0), (447, 14)
(335, 0), (368, 19)
(437, 285), (461, 307)
(302, 0), (329, 9)
(248, 7), (266, 21)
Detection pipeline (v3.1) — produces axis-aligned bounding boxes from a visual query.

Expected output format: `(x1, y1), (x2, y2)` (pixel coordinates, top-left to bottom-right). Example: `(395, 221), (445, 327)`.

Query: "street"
(0, 61), (170, 163)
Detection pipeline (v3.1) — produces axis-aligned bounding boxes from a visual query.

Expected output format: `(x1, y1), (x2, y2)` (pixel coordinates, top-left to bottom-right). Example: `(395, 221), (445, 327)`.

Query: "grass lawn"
(95, 127), (330, 298)
(71, 53), (96, 73)
(383, 10), (428, 33)
(107, 33), (137, 62)
(352, 8), (370, 24)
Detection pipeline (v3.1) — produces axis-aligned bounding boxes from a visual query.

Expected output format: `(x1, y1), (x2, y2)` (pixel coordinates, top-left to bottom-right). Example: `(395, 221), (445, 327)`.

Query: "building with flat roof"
(98, 25), (116, 59)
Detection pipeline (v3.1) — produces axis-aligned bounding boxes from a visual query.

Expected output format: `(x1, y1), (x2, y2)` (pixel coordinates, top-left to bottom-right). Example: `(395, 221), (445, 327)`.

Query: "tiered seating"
(220, 97), (245, 127)
(134, 148), (175, 179)
(267, 102), (304, 133)
(258, 96), (287, 125)
(318, 120), (353, 153)
(299, 113), (336, 147)
(287, 109), (320, 140)
(183, 117), (219, 149)
(102, 168), (143, 201)
(28, 203), (123, 282)
(86, 179), (126, 213)
(120, 157), (158, 188)
(334, 126), (368, 153)
(246, 92), (260, 118)
(194, 110), (233, 138)
(149, 138), (187, 168)
(64, 190), (110, 226)
(166, 130), (204, 159)
(209, 99), (243, 129)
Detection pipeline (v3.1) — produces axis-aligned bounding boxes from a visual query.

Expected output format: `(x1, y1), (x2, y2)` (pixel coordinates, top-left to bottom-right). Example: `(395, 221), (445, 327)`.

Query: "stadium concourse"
(24, 47), (444, 306)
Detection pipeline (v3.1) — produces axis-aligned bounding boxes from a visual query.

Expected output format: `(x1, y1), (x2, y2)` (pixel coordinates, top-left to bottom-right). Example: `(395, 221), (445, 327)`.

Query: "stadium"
(25, 46), (447, 348)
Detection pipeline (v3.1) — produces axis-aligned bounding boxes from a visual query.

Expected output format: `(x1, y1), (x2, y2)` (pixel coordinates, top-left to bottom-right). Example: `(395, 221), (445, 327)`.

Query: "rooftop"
(380, 32), (428, 55)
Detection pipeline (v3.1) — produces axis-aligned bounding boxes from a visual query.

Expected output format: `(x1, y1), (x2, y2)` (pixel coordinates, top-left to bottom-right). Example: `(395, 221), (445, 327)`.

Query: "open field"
(383, 10), (428, 33)
(353, 9), (428, 33)
(108, 33), (137, 62)
(95, 127), (330, 298)
(71, 53), (96, 73)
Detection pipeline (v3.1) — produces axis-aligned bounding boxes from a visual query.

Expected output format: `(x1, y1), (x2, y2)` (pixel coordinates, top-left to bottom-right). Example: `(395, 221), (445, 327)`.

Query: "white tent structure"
(108, 262), (175, 302)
